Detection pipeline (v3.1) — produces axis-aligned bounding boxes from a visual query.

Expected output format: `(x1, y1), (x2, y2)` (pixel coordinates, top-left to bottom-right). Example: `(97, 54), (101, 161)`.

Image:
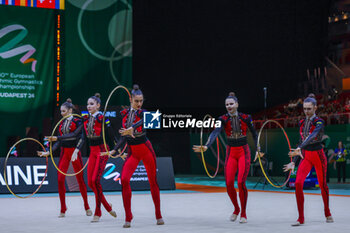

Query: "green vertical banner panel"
(0, 5), (54, 156)
(65, 0), (132, 105)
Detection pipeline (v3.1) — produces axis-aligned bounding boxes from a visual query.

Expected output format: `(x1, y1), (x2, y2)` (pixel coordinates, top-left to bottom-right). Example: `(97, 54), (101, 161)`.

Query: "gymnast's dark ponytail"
(90, 93), (101, 104)
(131, 84), (143, 97)
(304, 93), (317, 106)
(226, 92), (238, 102)
(61, 98), (75, 110)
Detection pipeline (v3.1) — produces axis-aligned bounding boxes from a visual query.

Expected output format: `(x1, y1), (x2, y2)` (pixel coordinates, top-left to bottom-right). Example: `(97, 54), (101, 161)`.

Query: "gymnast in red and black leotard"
(102, 84), (164, 228)
(284, 94), (333, 226)
(38, 98), (91, 218)
(82, 93), (118, 222)
(53, 94), (118, 222)
(193, 92), (259, 224)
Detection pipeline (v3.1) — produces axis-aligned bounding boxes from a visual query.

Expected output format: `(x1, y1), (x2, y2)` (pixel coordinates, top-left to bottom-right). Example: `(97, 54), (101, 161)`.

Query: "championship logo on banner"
(0, 5), (54, 158)
(0, 0), (65, 10)
(0, 6), (54, 112)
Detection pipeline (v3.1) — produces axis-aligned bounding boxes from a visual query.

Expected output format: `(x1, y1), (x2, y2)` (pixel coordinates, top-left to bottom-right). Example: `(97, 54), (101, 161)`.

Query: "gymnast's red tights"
(121, 141), (162, 222)
(87, 145), (112, 217)
(57, 147), (90, 213)
(225, 144), (251, 219)
(295, 149), (331, 224)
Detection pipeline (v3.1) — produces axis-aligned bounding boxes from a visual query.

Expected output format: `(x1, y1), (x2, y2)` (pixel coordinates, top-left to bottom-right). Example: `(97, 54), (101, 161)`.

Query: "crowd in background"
(254, 91), (350, 126)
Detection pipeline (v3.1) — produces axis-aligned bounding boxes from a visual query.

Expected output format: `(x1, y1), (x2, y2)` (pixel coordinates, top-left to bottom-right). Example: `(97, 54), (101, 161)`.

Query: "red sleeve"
(120, 109), (128, 117)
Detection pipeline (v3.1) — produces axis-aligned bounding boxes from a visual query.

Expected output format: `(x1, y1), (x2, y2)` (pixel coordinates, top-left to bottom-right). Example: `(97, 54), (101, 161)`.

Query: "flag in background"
(0, 0), (64, 9)
(37, 0), (55, 9)
(19, 0), (27, 7)
(81, 111), (89, 117)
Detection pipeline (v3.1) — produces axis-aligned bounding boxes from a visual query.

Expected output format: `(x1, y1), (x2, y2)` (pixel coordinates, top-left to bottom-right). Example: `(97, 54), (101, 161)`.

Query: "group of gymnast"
(36, 84), (333, 227)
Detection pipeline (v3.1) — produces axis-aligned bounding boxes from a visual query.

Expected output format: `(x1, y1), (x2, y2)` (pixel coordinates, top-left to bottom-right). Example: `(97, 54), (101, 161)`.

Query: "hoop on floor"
(50, 114), (89, 176)
(257, 119), (292, 188)
(102, 85), (131, 159)
(4, 138), (48, 198)
(200, 114), (221, 178)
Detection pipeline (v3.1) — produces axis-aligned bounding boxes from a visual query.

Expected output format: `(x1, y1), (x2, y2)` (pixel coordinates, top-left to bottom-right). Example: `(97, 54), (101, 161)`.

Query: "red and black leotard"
(112, 108), (146, 148)
(294, 114), (331, 223)
(205, 112), (258, 148)
(50, 116), (90, 214)
(52, 116), (84, 151)
(80, 112), (114, 217)
(298, 115), (324, 151)
(113, 108), (162, 222)
(205, 112), (258, 219)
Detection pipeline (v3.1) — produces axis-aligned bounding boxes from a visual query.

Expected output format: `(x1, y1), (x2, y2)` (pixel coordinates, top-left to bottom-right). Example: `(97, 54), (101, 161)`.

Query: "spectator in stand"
(273, 109), (282, 118)
(326, 104), (334, 114)
(319, 110), (328, 121)
(338, 106), (347, 124)
(256, 93), (350, 125)
(318, 98), (325, 112)
(329, 141), (347, 183)
(296, 98), (303, 109)
(334, 106), (342, 124)
(288, 100), (298, 110)
(344, 99), (350, 112)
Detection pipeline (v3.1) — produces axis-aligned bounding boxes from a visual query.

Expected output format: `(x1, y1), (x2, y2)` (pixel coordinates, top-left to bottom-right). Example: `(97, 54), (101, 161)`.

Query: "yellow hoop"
(257, 119), (292, 188)
(102, 85), (131, 159)
(4, 138), (48, 198)
(199, 114), (221, 178)
(50, 114), (89, 176)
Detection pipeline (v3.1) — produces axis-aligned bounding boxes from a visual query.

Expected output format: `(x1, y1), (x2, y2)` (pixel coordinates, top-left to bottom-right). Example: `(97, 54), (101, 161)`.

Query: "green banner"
(0, 5), (54, 156)
(64, 0), (132, 105)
